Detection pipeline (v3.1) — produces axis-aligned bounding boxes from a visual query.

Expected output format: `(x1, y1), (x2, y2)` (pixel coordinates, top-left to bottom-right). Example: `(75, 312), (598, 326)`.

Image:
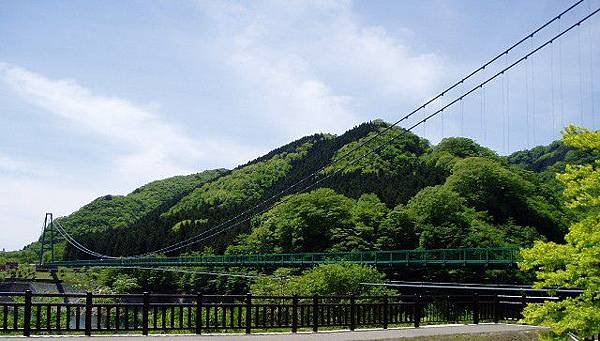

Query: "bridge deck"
(48, 247), (519, 268)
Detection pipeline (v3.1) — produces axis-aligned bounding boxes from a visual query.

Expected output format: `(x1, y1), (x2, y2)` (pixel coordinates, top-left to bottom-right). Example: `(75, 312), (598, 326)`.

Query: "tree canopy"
(250, 263), (391, 296)
(519, 126), (600, 338)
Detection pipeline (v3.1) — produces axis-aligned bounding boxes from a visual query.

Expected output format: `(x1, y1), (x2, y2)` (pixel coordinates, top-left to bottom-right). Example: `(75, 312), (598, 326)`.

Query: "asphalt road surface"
(0, 323), (544, 340)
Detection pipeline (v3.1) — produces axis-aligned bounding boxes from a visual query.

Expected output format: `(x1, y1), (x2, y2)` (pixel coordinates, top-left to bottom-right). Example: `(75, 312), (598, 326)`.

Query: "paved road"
(0, 323), (543, 340)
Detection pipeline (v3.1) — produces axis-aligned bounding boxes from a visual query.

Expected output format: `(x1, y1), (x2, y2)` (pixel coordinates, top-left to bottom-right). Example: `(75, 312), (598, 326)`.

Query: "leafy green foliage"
(434, 137), (500, 159)
(375, 209), (418, 250)
(507, 137), (597, 202)
(231, 181), (541, 255)
(446, 157), (532, 221)
(250, 263), (392, 296)
(349, 194), (390, 250)
(165, 140), (318, 223)
(325, 124), (433, 206)
(519, 126), (600, 338)
(446, 157), (567, 241)
(508, 139), (596, 173)
(325, 125), (428, 176)
(228, 188), (387, 254)
(403, 185), (483, 248)
(0, 249), (38, 265)
(40, 169), (226, 259)
(111, 274), (141, 294)
(64, 170), (227, 235)
(423, 137), (500, 178)
(0, 264), (36, 280)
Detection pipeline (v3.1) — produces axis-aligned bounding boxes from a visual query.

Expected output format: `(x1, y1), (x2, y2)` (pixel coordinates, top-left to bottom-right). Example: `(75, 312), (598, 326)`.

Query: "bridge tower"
(38, 213), (55, 265)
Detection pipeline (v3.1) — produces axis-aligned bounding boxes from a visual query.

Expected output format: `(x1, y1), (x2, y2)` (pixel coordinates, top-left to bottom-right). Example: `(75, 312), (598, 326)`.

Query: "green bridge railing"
(49, 247), (519, 268)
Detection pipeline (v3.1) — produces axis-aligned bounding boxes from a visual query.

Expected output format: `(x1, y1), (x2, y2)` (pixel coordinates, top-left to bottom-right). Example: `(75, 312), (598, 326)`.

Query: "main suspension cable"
(53, 220), (115, 259)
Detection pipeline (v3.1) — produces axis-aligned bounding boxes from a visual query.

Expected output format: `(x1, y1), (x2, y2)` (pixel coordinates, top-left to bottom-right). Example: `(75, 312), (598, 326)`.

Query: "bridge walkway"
(48, 247), (519, 268)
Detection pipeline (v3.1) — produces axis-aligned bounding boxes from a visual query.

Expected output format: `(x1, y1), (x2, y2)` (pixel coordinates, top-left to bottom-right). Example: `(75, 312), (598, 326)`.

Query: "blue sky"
(1, 0), (599, 250)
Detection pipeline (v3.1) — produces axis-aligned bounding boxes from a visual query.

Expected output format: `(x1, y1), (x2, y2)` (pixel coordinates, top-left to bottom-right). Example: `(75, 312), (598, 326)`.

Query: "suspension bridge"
(36, 213), (519, 268)
(35, 1), (599, 273)
(46, 247), (520, 268)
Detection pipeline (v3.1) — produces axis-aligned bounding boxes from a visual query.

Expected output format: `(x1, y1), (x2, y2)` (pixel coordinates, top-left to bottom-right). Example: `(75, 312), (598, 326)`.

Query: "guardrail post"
(312, 294), (319, 332)
(413, 295), (421, 328)
(142, 292), (149, 335)
(472, 293), (479, 324)
(446, 295), (451, 322)
(85, 292), (92, 336)
(292, 295), (298, 333)
(245, 293), (252, 334)
(195, 294), (202, 335)
(23, 290), (32, 337)
(493, 294), (500, 323)
(521, 292), (527, 319)
(349, 295), (356, 331)
(382, 294), (388, 329)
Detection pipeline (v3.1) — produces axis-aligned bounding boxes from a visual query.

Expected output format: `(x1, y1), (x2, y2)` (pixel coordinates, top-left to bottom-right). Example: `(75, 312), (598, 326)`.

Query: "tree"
(519, 126), (600, 338)
(230, 189), (390, 254)
(446, 157), (532, 223)
(376, 208), (418, 250)
(14, 264), (36, 280)
(250, 263), (392, 296)
(446, 157), (565, 241)
(332, 194), (389, 251)
(434, 137), (499, 160)
(403, 186), (478, 249)
(111, 274), (140, 294)
(324, 124), (431, 206)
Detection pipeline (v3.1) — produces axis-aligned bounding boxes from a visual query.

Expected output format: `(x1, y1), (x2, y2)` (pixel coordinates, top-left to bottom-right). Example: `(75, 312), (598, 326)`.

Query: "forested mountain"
(508, 140), (595, 173)
(25, 120), (592, 263)
(30, 170), (226, 262)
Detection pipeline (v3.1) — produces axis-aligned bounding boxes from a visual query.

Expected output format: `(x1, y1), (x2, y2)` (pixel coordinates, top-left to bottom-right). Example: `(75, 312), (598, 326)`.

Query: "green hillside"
(508, 140), (595, 173)
(24, 120), (592, 264)
(34, 170), (226, 262)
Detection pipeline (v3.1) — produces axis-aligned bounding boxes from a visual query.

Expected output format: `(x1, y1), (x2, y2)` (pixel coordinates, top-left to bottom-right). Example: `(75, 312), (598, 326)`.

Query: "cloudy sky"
(1, 0), (599, 250)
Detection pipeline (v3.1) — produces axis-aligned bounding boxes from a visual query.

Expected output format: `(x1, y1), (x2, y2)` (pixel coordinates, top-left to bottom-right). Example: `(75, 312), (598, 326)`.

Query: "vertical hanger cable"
(531, 39), (536, 145)
(588, 0), (596, 128)
(578, 22), (585, 125)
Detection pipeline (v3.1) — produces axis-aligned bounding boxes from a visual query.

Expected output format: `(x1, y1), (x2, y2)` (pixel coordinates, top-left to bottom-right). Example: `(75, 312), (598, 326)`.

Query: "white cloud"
(0, 63), (262, 181)
(0, 176), (95, 251)
(196, 0), (448, 138)
(0, 153), (48, 177)
(0, 64), (265, 250)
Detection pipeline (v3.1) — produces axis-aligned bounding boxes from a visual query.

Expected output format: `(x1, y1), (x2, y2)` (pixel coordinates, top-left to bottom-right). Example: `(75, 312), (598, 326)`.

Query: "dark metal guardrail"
(0, 290), (554, 336)
(48, 247), (520, 268)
